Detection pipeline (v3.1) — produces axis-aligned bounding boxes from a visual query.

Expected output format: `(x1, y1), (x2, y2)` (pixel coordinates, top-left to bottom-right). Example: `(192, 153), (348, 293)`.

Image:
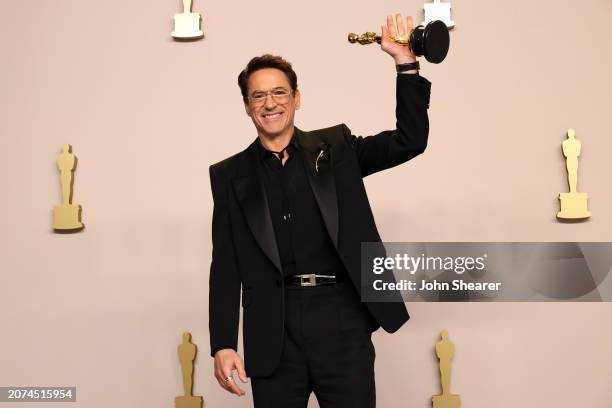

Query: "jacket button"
(275, 279), (281, 287)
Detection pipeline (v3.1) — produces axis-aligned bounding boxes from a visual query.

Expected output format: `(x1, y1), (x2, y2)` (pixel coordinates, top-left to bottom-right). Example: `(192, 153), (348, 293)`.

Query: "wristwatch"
(396, 61), (420, 73)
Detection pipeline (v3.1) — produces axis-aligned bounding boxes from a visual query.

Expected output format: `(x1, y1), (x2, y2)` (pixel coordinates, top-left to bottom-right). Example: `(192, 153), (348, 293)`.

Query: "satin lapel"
(296, 128), (339, 248)
(232, 143), (282, 273)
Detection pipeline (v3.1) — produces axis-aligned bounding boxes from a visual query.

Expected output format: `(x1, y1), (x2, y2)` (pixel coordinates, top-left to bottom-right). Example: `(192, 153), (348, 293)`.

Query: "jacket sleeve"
(208, 165), (241, 357)
(344, 73), (431, 177)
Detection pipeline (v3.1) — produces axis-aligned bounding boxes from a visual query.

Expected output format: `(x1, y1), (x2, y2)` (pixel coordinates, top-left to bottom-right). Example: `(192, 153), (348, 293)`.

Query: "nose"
(263, 93), (277, 109)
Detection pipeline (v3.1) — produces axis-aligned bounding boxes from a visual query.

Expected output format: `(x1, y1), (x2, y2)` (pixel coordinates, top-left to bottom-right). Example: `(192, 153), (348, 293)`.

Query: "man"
(209, 13), (431, 407)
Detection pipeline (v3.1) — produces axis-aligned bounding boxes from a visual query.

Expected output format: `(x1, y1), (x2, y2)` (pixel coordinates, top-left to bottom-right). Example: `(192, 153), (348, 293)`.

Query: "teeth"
(263, 113), (282, 118)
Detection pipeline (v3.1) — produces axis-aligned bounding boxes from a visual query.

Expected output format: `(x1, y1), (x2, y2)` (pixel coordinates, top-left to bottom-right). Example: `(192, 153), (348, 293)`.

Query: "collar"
(256, 129), (301, 162)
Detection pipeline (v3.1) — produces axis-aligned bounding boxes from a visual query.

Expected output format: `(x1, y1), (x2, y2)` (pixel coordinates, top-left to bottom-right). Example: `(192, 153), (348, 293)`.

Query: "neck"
(258, 126), (295, 152)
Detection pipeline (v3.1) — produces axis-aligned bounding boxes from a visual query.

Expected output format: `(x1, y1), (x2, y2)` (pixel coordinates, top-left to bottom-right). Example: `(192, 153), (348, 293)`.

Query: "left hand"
(381, 14), (417, 65)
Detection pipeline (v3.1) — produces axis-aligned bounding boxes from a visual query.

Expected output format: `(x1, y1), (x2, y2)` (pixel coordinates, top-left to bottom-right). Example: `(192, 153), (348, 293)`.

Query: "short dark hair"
(237, 54), (298, 103)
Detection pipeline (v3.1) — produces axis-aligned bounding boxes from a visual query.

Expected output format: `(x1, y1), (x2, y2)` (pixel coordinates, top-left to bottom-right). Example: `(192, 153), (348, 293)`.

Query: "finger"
(396, 13), (405, 37)
(216, 376), (228, 391)
(228, 378), (245, 396)
(219, 371), (238, 394)
(215, 372), (231, 392)
(222, 368), (245, 396)
(235, 358), (248, 383)
(386, 15), (396, 37)
(406, 15), (414, 32)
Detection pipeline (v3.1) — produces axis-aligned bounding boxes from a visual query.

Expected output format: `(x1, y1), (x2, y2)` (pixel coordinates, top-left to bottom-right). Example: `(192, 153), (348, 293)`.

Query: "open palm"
(381, 14), (417, 64)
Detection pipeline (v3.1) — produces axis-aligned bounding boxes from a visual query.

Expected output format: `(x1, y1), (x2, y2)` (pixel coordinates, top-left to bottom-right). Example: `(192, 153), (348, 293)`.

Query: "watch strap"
(396, 61), (420, 72)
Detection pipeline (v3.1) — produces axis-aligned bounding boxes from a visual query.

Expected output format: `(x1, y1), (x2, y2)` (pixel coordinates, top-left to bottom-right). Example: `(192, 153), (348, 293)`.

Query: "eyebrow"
(251, 86), (289, 94)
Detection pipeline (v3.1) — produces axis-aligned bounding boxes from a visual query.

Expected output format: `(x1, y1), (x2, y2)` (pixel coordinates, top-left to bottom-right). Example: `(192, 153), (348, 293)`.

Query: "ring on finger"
(225, 376), (233, 382)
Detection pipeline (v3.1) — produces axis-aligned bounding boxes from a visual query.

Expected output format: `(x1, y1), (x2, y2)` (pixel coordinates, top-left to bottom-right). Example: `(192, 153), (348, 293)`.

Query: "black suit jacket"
(209, 73), (431, 377)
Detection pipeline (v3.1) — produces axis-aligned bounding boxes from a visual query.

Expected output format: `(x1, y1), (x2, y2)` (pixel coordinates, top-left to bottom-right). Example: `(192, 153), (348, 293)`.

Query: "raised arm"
(345, 14), (431, 177)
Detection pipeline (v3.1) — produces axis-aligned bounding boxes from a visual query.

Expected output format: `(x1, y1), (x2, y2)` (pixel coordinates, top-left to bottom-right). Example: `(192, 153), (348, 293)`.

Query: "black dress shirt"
(256, 132), (348, 280)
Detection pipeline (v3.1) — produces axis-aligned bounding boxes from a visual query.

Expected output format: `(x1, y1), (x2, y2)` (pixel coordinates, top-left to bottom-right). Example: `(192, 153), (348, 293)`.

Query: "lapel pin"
(315, 143), (330, 173)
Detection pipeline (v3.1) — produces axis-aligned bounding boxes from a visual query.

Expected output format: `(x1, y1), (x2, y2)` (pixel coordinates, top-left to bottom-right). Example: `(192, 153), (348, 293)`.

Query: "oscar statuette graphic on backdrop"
(433, 330), (461, 408)
(175, 333), (204, 408)
(422, 0), (455, 29)
(171, 0), (204, 40)
(557, 129), (591, 219)
(52, 144), (84, 232)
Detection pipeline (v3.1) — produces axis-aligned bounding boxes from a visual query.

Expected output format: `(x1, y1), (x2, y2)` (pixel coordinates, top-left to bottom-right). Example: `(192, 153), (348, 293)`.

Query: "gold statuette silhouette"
(53, 144), (84, 231)
(423, 0), (455, 29)
(175, 332), (204, 408)
(171, 0), (204, 39)
(432, 330), (460, 408)
(557, 129), (591, 219)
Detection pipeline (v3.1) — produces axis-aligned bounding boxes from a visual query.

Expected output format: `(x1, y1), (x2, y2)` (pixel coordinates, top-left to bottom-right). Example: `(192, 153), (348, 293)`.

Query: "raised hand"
(381, 13), (417, 65)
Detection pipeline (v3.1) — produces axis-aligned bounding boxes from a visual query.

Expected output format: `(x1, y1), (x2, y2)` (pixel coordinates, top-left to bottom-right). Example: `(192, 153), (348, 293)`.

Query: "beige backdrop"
(1, 0), (611, 407)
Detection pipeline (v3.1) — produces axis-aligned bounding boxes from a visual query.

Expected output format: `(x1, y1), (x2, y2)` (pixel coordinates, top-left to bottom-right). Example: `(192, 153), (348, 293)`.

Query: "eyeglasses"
(248, 88), (292, 106)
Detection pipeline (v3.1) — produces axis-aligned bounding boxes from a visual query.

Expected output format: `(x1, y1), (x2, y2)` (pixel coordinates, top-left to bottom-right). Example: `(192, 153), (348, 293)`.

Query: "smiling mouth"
(262, 112), (283, 120)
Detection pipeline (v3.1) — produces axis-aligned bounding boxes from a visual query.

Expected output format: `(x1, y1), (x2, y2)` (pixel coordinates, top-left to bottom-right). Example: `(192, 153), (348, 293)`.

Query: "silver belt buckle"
(299, 274), (317, 286)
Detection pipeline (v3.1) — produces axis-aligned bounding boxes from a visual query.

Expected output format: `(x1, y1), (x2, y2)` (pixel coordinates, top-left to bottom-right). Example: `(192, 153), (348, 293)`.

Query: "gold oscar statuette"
(557, 129), (591, 220)
(348, 19), (449, 63)
(52, 144), (84, 232)
(171, 0), (204, 40)
(432, 330), (460, 408)
(347, 31), (408, 45)
(175, 332), (204, 408)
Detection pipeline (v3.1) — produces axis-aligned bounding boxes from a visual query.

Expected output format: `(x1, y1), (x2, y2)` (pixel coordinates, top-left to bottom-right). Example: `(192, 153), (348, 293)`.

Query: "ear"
(294, 89), (301, 111)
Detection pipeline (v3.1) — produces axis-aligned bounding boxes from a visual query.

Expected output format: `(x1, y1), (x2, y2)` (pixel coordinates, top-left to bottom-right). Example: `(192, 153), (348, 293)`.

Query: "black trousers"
(251, 281), (379, 408)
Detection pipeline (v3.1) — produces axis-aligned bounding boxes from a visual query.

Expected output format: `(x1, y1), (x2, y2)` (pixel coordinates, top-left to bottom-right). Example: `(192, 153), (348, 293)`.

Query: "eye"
(273, 89), (289, 96)
(252, 93), (266, 100)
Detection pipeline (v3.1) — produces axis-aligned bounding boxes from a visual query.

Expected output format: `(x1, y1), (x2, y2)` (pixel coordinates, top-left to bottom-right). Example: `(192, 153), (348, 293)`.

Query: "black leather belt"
(285, 274), (341, 286)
